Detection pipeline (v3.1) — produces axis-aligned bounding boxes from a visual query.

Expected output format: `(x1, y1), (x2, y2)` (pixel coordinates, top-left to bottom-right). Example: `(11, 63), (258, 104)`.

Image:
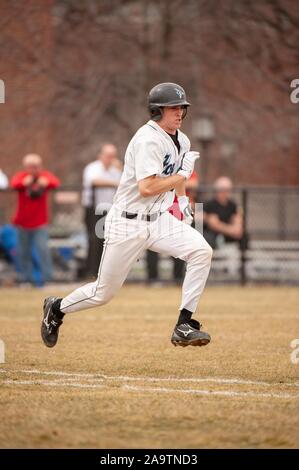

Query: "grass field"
(0, 284), (298, 449)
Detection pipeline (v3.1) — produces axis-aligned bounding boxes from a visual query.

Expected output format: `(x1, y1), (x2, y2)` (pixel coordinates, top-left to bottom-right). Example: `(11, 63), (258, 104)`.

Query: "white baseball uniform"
(60, 120), (212, 314)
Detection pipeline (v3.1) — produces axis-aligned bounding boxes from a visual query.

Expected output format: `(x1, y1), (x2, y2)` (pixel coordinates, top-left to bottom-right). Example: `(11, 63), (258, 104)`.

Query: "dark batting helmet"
(148, 82), (191, 121)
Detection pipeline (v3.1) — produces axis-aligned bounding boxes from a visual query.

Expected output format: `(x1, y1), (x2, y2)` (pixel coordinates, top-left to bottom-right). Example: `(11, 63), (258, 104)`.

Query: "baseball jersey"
(113, 120), (191, 214)
(82, 160), (122, 208)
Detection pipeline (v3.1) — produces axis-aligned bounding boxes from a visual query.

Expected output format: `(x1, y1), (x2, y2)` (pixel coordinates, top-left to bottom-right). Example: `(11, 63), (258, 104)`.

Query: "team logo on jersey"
(175, 88), (184, 99)
(162, 154), (175, 175)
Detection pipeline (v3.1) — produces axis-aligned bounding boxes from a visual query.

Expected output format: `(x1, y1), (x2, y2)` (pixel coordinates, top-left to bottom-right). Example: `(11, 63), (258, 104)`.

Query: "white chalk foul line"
(1, 379), (297, 399)
(123, 385), (298, 400)
(2, 379), (105, 389)
(0, 368), (298, 389)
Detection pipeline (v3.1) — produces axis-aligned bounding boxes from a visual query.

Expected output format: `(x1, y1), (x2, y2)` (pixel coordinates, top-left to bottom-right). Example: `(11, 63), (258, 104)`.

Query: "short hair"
(98, 143), (117, 156)
(23, 153), (42, 167)
(214, 176), (233, 191)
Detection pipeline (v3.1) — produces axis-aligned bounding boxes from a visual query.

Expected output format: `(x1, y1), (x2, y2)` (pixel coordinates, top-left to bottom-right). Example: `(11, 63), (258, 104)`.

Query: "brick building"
(0, 0), (298, 186)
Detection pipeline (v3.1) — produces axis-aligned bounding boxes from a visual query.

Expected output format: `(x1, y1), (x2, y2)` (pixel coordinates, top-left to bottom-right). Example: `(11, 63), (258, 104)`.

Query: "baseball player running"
(41, 82), (213, 348)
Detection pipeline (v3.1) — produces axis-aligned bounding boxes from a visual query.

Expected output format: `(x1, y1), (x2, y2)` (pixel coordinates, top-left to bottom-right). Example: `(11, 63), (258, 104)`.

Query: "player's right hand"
(177, 151), (200, 179)
(178, 195), (194, 225)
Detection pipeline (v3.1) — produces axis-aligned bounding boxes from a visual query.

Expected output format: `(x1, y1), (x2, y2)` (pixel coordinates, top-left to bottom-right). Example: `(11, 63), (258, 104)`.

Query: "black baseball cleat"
(41, 297), (63, 348)
(171, 319), (211, 347)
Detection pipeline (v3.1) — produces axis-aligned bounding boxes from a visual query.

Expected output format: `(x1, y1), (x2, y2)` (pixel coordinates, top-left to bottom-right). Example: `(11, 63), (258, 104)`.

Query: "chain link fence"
(1, 186), (299, 285)
(198, 187), (299, 284)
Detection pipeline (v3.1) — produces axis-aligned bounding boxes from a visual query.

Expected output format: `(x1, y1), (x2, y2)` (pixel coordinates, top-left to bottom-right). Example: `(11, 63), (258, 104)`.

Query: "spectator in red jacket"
(11, 154), (60, 285)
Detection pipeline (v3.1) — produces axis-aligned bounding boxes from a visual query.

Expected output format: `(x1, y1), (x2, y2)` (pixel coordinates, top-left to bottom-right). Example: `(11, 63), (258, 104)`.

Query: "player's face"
(159, 106), (185, 133)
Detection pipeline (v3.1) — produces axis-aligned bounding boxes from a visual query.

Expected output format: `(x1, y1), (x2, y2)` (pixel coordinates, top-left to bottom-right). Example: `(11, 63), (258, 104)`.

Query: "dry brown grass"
(0, 284), (298, 449)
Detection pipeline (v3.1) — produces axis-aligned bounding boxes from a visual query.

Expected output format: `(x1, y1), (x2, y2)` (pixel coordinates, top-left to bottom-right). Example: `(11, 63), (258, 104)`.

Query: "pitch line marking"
(2, 379), (105, 389)
(0, 378), (297, 399)
(123, 385), (298, 400)
(0, 368), (298, 388)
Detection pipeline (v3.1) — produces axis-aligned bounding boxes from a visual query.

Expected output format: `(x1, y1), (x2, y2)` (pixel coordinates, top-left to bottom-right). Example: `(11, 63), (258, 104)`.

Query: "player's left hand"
(177, 151), (200, 179)
(178, 195), (193, 225)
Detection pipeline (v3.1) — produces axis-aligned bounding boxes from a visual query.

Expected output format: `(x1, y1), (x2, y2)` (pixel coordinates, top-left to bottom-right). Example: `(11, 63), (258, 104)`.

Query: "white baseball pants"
(60, 208), (212, 314)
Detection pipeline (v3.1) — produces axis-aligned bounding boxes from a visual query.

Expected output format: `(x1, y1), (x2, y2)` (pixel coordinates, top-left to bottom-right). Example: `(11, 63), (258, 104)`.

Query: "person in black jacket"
(203, 177), (248, 250)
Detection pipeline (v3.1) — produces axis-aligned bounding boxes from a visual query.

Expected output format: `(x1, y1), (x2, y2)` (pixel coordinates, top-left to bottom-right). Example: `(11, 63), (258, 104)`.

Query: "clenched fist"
(178, 195), (193, 225)
(177, 151), (200, 179)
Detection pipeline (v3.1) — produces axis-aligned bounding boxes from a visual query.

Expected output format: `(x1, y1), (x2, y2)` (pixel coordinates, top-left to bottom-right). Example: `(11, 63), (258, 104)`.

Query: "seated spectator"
(0, 168), (8, 189)
(11, 154), (60, 285)
(203, 176), (248, 250)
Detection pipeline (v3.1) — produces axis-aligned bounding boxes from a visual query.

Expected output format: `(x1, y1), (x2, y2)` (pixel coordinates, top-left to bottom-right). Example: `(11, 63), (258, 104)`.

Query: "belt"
(121, 210), (161, 222)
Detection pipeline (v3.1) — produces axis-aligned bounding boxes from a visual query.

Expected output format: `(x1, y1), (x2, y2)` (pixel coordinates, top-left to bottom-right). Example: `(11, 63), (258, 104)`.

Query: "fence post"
(278, 189), (287, 240)
(240, 188), (248, 285)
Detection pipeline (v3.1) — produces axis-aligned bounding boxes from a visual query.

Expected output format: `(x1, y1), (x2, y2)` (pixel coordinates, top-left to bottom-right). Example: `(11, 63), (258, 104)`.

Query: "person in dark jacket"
(203, 176), (248, 250)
